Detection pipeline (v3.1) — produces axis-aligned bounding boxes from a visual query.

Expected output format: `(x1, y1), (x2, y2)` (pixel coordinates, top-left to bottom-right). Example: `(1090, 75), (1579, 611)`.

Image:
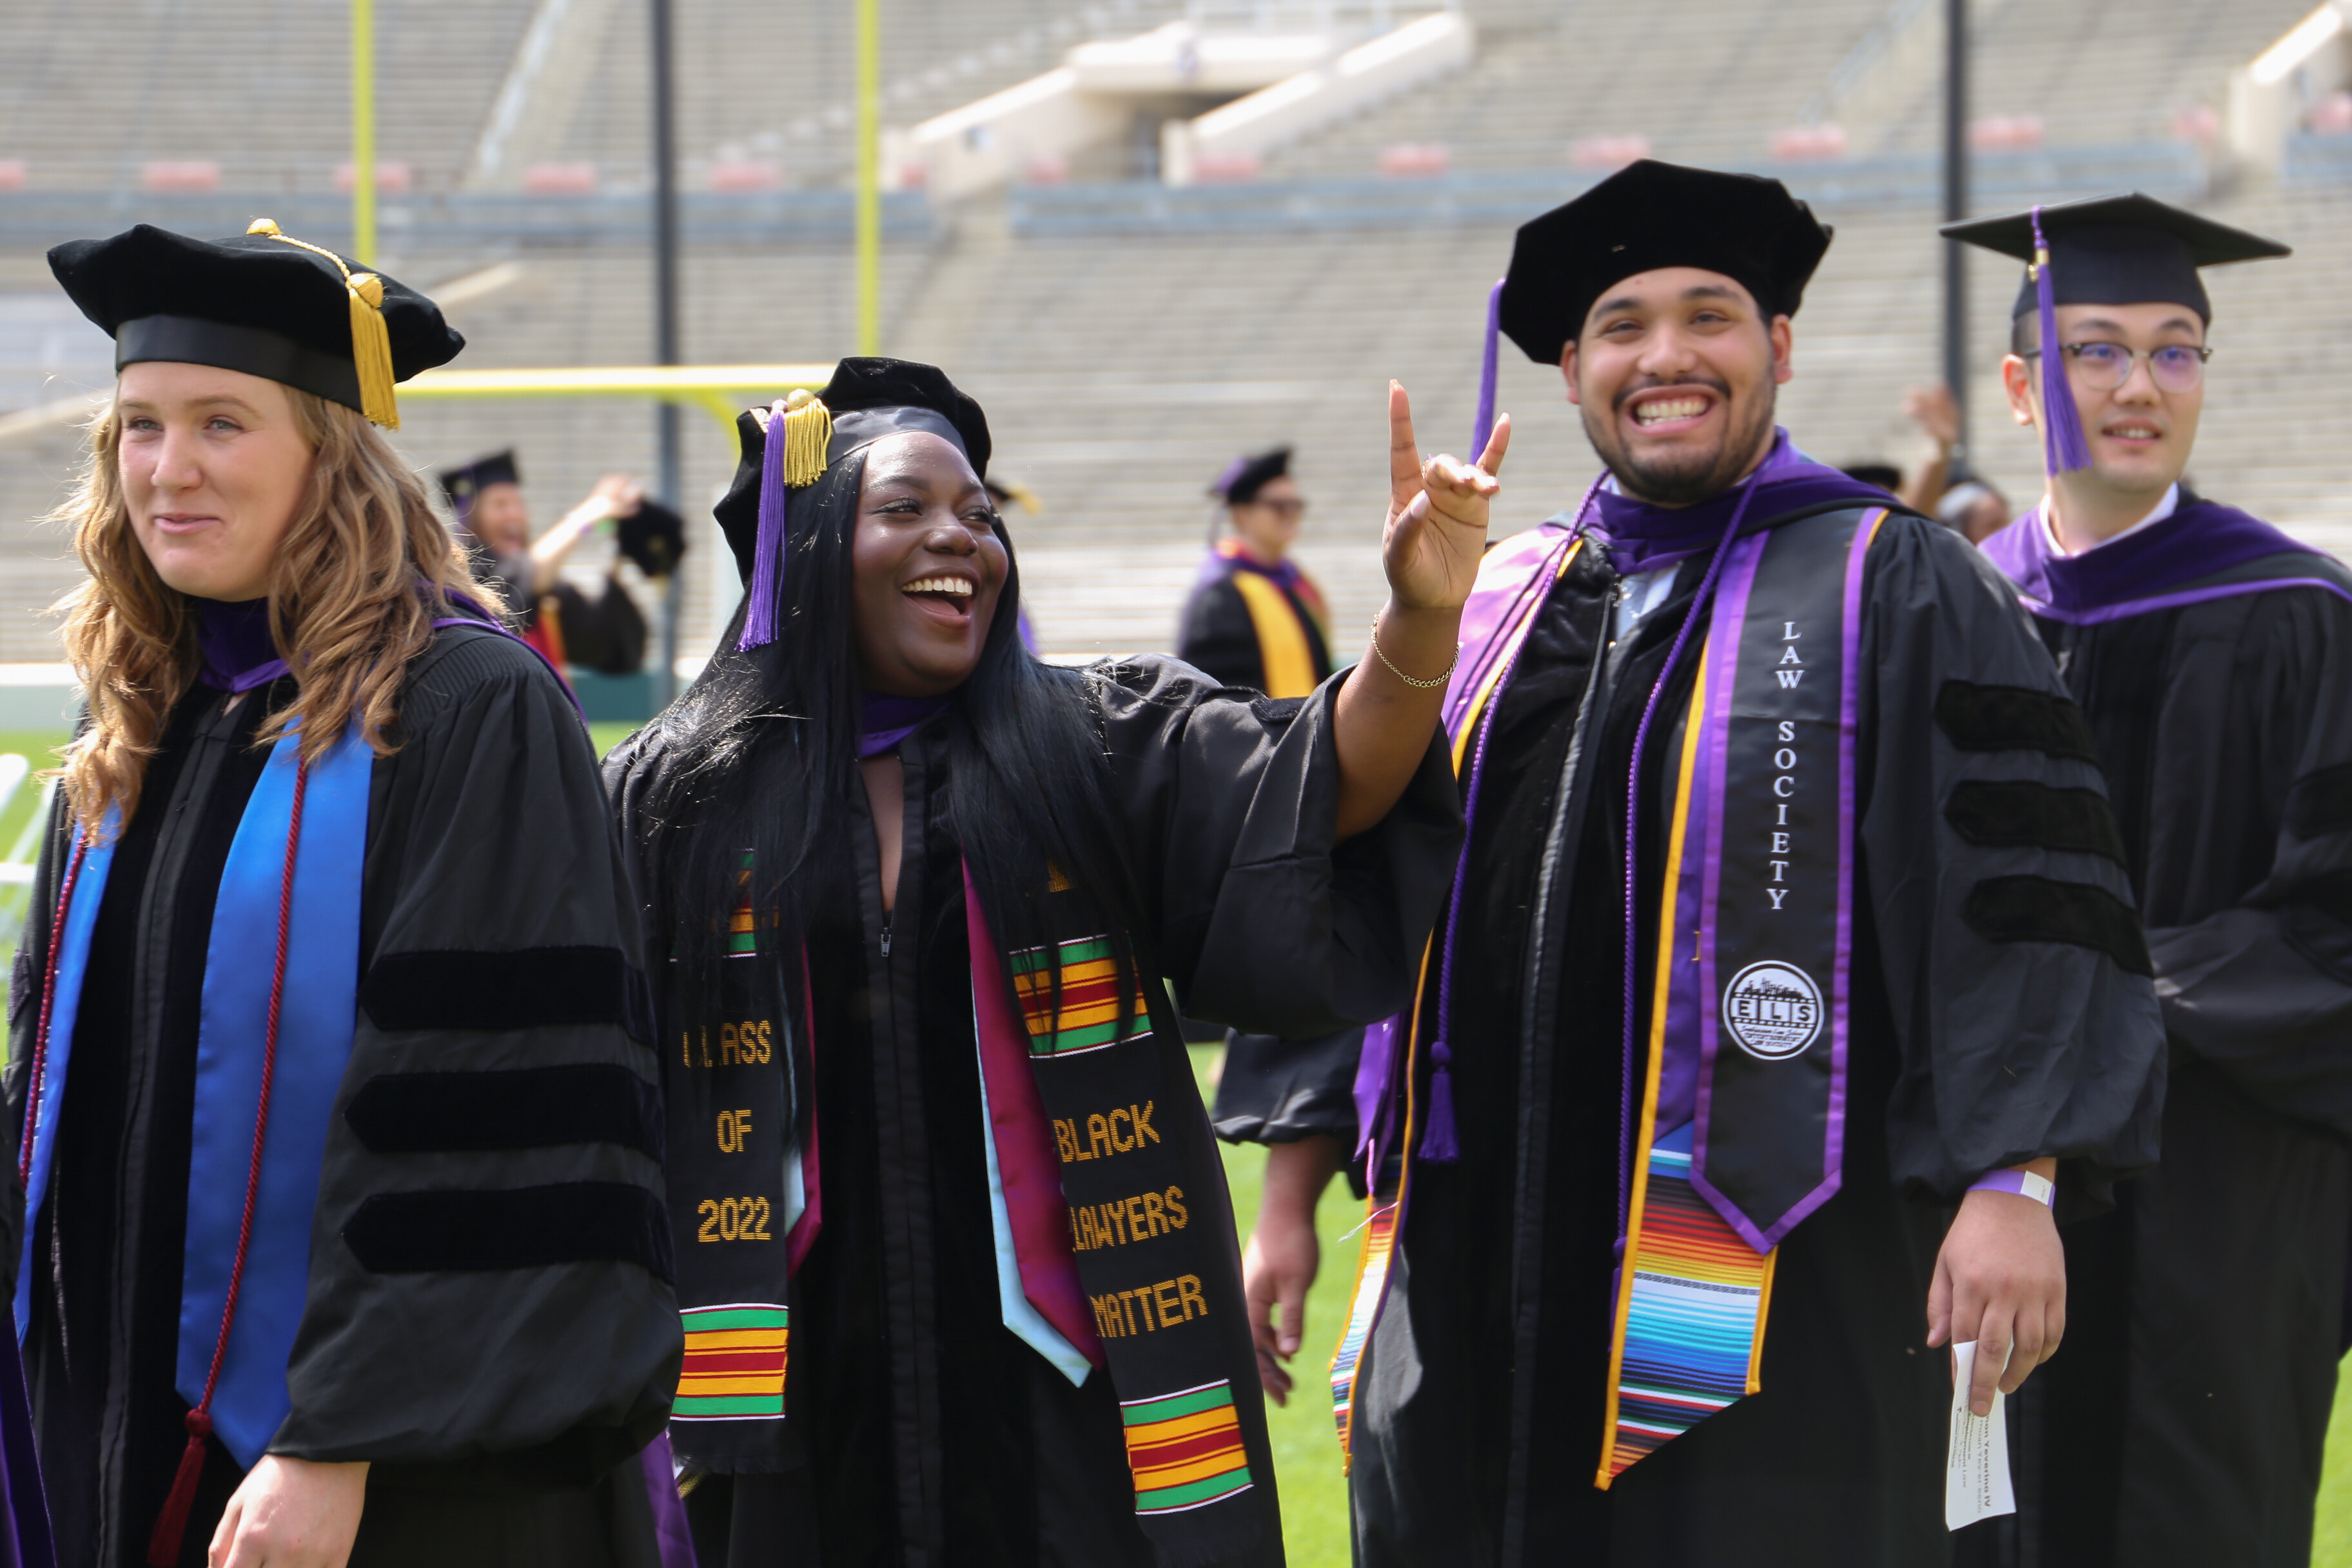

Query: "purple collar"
(860, 692), (950, 758)
(1980, 495), (2324, 617)
(1200, 540), (1302, 593)
(195, 598), (289, 693)
(1584, 431), (1899, 574)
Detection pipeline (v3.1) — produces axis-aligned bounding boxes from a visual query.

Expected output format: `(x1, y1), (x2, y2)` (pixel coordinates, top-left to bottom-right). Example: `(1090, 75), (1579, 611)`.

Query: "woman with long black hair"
(609, 358), (1502, 1567)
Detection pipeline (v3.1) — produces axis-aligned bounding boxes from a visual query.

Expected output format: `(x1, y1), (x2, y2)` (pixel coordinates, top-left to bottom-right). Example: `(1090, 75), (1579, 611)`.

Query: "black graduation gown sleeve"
(547, 578), (650, 676)
(2137, 583), (2352, 1137)
(1210, 1026), (1361, 1148)
(272, 627), (679, 1478)
(1857, 516), (2167, 1198)
(1092, 656), (1462, 1040)
(1175, 576), (1268, 693)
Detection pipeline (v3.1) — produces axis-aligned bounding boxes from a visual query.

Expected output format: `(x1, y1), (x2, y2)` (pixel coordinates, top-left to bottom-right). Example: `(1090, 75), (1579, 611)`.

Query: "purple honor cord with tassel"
(2032, 205), (2095, 476)
(740, 402), (794, 652)
(1612, 468), (1766, 1260)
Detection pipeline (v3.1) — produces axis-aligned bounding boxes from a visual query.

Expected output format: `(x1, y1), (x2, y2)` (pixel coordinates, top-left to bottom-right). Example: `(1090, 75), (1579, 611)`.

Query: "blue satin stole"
(15, 722), (369, 1467)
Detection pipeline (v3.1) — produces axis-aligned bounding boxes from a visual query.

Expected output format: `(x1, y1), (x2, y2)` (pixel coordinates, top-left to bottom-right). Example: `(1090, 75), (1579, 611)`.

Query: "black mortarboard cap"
(717, 357), (994, 594)
(1498, 160), (1834, 364)
(1211, 447), (1291, 505)
(1941, 193), (2289, 323)
(618, 498), (688, 578)
(436, 450), (521, 514)
(46, 220), (462, 427)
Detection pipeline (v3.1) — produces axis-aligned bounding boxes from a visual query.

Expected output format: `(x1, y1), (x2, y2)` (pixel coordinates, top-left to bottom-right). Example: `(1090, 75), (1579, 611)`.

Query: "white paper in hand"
(1945, 1340), (2017, 1531)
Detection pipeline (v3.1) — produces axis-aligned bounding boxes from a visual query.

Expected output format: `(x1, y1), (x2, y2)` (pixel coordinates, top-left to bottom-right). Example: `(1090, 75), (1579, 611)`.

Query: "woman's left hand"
(210, 1455), (368, 1568)
(1382, 380), (1509, 613)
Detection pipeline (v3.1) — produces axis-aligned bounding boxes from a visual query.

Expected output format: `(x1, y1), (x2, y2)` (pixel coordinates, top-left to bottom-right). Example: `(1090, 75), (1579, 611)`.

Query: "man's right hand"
(1243, 1134), (1346, 1404)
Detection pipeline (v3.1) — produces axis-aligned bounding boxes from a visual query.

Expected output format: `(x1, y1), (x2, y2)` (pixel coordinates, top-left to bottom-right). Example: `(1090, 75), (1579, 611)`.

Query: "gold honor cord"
(246, 219), (400, 429)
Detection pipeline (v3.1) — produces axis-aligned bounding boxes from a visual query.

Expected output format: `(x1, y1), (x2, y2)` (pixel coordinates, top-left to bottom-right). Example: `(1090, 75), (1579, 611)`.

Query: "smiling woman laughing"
(606, 357), (1491, 1568)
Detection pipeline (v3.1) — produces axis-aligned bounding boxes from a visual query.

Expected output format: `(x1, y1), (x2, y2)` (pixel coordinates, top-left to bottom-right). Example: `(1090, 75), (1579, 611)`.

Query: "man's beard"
(1582, 375), (1779, 507)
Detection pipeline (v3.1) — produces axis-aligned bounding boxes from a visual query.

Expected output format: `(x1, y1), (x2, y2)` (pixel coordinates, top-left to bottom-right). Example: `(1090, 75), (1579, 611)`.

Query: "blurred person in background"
(1936, 475), (2013, 545)
(605, 358), (1480, 1567)
(10, 222), (679, 1568)
(1952, 194), (2352, 1568)
(440, 451), (683, 678)
(1177, 447), (1335, 698)
(1839, 383), (1969, 518)
(1251, 161), (2166, 1567)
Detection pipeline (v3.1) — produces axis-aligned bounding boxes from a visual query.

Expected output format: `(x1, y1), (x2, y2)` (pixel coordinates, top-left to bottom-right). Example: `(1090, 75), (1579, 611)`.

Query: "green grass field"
(3, 725), (2349, 1563)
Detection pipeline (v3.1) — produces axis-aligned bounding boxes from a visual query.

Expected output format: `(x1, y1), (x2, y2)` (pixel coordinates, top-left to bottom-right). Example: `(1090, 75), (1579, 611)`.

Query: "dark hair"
(631, 451), (1146, 998)
(2010, 309), (2039, 357)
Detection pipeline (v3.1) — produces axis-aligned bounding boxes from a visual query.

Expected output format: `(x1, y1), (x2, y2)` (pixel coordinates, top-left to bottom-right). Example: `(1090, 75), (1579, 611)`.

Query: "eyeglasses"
(1245, 498), (1308, 518)
(2026, 341), (2213, 393)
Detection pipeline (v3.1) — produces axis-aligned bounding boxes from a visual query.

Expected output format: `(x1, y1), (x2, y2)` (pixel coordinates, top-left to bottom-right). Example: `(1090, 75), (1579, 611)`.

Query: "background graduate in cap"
(1953, 193), (2352, 1568)
(607, 356), (1483, 1567)
(437, 450), (682, 679)
(1177, 447), (1335, 700)
(10, 220), (681, 1568)
(1273, 159), (2166, 1567)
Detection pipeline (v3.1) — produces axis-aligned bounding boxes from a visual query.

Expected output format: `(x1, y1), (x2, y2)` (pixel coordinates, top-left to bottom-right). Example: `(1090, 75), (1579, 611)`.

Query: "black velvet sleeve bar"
(274, 625), (680, 1477)
(1857, 516), (2167, 1197)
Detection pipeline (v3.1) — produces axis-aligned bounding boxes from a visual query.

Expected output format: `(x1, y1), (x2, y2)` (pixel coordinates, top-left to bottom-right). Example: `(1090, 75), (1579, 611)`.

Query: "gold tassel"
(347, 274), (398, 428)
(778, 387), (832, 488)
(246, 218), (400, 428)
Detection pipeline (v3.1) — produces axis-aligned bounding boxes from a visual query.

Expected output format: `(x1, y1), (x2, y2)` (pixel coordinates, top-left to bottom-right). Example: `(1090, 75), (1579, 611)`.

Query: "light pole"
(1942, 0), (1969, 450)
(652, 0), (683, 707)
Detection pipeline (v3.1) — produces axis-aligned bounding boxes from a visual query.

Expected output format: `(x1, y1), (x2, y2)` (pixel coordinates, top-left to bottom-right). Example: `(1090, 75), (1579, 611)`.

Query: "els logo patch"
(1721, 961), (1823, 1061)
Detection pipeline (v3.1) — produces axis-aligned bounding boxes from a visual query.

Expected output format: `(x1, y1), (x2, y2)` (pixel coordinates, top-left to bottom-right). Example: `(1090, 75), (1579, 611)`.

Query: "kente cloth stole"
(17, 723), (369, 1469)
(1598, 506), (1885, 1482)
(672, 869), (1281, 1556)
(1329, 527), (1583, 1469)
(1226, 569), (1320, 699)
(663, 864), (815, 1464)
(975, 887), (1279, 1552)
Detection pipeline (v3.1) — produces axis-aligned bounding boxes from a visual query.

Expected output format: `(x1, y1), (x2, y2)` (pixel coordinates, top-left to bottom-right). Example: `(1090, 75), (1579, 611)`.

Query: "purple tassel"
(1419, 1048), (1460, 1163)
(2032, 206), (2094, 476)
(737, 404), (792, 651)
(1471, 277), (1503, 459)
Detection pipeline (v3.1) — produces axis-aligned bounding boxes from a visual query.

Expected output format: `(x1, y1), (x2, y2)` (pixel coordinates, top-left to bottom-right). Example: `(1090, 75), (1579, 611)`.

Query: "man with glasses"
(1950, 195), (2352, 1568)
(1178, 446), (1333, 698)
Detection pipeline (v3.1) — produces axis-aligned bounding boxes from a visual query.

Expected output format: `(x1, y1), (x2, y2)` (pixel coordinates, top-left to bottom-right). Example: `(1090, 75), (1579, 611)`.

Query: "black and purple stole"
(1331, 442), (1894, 1482)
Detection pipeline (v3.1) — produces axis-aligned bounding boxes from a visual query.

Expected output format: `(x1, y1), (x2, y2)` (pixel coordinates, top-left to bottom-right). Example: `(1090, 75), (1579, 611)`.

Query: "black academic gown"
(606, 658), (1458, 1568)
(1347, 508), (2166, 1568)
(469, 550), (648, 676)
(3, 625), (679, 1568)
(2006, 547), (2352, 1568)
(1175, 564), (1333, 699)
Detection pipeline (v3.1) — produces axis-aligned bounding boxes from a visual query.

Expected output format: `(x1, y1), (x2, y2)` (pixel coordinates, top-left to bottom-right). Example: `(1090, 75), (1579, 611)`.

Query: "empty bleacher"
(0, 0), (2343, 669)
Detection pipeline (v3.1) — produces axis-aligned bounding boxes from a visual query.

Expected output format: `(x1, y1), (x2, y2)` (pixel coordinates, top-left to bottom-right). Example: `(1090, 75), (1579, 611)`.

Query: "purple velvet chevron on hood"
(1981, 497), (2341, 623)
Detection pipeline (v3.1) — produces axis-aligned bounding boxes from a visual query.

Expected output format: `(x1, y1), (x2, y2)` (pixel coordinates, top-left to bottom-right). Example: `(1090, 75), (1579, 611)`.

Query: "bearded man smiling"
(1231, 161), (2169, 1567)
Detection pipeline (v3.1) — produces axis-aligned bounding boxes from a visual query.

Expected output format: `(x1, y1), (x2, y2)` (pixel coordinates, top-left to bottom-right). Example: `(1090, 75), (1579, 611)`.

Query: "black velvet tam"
(436, 449), (521, 511)
(1215, 446), (1291, 504)
(1943, 192), (2289, 322)
(47, 222), (463, 411)
(617, 498), (688, 578)
(714, 356), (994, 583)
(1498, 159), (1833, 364)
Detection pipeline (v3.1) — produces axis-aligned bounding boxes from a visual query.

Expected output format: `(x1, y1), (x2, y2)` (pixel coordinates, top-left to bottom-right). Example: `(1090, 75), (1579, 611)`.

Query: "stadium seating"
(0, 0), (2344, 667)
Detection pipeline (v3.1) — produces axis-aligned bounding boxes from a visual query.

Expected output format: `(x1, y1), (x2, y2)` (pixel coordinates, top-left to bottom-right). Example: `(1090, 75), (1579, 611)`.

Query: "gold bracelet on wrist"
(1368, 617), (1461, 690)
